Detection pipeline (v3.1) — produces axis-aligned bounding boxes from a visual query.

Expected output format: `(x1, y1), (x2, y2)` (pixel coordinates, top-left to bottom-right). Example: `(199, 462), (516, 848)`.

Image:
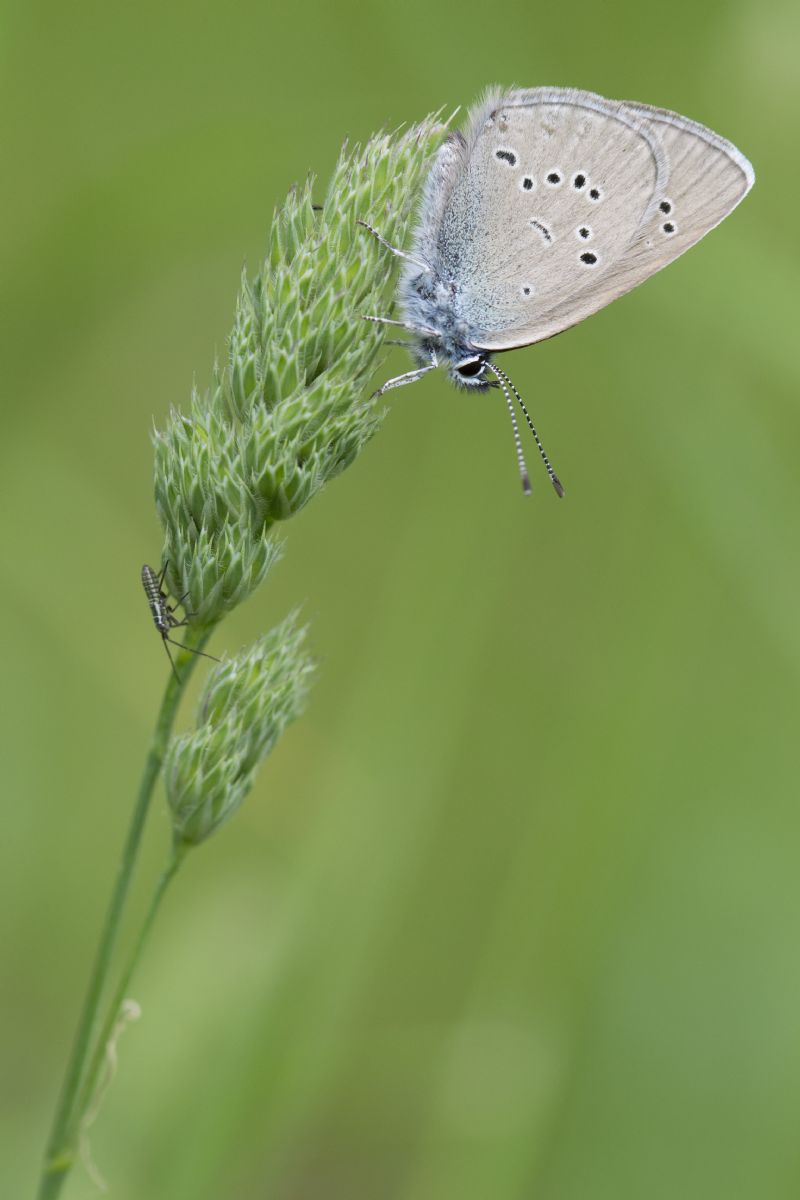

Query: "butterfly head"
(414, 342), (494, 391)
(449, 354), (493, 391)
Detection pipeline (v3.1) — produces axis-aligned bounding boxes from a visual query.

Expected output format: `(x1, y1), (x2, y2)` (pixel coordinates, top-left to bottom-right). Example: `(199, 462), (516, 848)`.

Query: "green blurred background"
(3, 0), (798, 1196)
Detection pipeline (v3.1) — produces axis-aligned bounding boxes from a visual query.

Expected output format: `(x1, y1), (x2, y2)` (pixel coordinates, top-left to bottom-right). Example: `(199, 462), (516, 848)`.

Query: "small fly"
(141, 563), (219, 680)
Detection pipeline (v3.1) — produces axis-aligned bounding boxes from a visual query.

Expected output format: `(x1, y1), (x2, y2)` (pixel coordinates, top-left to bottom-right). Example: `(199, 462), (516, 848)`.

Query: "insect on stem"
(141, 564), (220, 680)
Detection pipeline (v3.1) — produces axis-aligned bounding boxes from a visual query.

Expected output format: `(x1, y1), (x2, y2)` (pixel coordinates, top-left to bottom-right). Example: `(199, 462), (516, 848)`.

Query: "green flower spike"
(164, 616), (315, 846)
(153, 115), (445, 628)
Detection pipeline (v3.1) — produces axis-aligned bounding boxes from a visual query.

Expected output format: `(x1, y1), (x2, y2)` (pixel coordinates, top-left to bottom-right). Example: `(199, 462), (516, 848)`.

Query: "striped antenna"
(488, 363), (565, 498)
(488, 367), (531, 496)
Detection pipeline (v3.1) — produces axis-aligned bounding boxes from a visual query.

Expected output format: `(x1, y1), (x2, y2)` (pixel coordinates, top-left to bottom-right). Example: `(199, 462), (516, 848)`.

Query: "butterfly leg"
(362, 314), (441, 339)
(370, 363), (437, 401)
(357, 220), (431, 274)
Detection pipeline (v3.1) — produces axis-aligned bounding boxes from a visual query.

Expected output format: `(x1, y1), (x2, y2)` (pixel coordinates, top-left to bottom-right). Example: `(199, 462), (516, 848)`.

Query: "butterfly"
(363, 87), (754, 495)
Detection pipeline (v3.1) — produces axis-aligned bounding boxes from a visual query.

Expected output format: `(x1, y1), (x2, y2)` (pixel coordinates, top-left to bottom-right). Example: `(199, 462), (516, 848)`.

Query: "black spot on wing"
(495, 148), (518, 167)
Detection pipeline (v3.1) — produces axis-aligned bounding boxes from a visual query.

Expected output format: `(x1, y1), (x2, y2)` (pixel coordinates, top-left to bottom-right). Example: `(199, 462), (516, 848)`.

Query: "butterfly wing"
(434, 88), (753, 352)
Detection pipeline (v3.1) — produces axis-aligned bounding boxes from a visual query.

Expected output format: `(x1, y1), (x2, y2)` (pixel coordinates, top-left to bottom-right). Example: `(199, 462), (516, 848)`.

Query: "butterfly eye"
(456, 358), (485, 379)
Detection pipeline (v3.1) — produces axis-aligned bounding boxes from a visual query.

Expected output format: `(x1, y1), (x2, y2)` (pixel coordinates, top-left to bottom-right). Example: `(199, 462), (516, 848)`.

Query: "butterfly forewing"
(444, 88), (753, 352)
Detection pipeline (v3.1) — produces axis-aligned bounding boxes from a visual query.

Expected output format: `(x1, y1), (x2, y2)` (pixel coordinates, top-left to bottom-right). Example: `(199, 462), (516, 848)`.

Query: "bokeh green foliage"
(2, 0), (799, 1198)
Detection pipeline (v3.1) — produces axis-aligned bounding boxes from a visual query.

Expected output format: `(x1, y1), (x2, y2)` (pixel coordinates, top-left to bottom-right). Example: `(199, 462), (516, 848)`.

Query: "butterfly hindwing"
(432, 88), (753, 352)
(616, 100), (754, 268)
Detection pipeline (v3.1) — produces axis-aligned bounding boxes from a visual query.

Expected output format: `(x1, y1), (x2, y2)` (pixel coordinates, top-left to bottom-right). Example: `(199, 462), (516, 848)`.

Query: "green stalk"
(73, 841), (187, 1136)
(37, 629), (210, 1200)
